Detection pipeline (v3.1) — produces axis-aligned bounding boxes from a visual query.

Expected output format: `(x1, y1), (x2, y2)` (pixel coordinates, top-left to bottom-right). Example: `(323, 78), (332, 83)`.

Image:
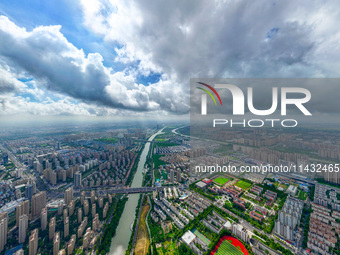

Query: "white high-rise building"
(0, 213), (8, 253)
(19, 214), (28, 244)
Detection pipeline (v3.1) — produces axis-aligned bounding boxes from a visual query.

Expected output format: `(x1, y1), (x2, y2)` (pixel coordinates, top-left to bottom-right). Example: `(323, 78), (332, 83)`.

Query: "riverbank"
(109, 128), (164, 254)
(96, 197), (128, 254)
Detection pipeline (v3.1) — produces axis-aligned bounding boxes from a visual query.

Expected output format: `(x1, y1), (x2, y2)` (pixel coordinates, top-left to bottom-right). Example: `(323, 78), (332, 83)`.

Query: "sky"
(0, 0), (340, 120)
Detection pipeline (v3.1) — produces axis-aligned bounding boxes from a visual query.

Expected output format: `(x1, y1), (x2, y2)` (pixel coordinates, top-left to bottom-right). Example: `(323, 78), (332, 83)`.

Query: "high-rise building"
(92, 214), (99, 232)
(67, 235), (76, 255)
(26, 179), (36, 198)
(91, 190), (95, 204)
(64, 187), (73, 205)
(78, 208), (82, 223)
(169, 170), (174, 183)
(2, 153), (8, 165)
(15, 189), (21, 200)
(80, 191), (85, 205)
(53, 232), (60, 255)
(74, 172), (82, 188)
(84, 200), (89, 215)
(63, 209), (68, 220)
(68, 201), (75, 216)
(58, 202), (63, 215)
(98, 196), (103, 209)
(92, 204), (96, 218)
(232, 223), (249, 243)
(0, 213), (8, 252)
(32, 181), (36, 194)
(176, 170), (182, 182)
(103, 202), (109, 219)
(18, 214), (28, 244)
(41, 208), (47, 231)
(323, 170), (340, 185)
(49, 217), (56, 240)
(29, 228), (38, 255)
(83, 228), (91, 249)
(31, 191), (46, 218)
(16, 200), (29, 227)
(64, 217), (69, 238)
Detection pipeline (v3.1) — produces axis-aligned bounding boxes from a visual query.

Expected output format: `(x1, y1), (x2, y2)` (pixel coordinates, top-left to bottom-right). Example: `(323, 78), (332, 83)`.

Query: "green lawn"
(94, 137), (118, 143)
(152, 154), (167, 168)
(214, 177), (230, 186)
(155, 141), (180, 147)
(235, 180), (252, 190)
(235, 180), (251, 189)
(215, 240), (243, 255)
(298, 191), (308, 200)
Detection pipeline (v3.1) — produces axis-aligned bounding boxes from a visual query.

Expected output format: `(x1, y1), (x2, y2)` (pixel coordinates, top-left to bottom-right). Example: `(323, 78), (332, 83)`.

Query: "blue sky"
(0, 0), (339, 118)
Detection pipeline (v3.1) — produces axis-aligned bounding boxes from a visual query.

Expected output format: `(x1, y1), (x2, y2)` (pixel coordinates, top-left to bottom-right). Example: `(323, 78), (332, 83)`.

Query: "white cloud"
(0, 15), (189, 116)
(1, 0), (340, 117)
(80, 0), (340, 80)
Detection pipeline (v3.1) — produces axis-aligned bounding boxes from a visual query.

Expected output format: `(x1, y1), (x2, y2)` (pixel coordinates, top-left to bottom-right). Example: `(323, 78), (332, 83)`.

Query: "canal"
(109, 128), (164, 254)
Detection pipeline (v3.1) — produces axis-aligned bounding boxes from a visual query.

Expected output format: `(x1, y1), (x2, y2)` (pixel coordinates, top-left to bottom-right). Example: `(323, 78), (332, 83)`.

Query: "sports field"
(214, 177), (230, 186)
(235, 180), (252, 190)
(211, 236), (249, 255)
(192, 229), (211, 245)
(215, 240), (243, 255)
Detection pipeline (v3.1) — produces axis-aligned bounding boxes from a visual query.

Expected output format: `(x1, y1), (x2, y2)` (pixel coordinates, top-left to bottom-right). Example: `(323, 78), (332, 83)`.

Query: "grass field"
(235, 180), (252, 190)
(135, 204), (150, 255)
(298, 191), (308, 200)
(155, 141), (179, 147)
(94, 137), (118, 143)
(156, 240), (177, 255)
(214, 177), (230, 186)
(155, 138), (167, 141)
(215, 240), (243, 255)
(152, 154), (167, 168)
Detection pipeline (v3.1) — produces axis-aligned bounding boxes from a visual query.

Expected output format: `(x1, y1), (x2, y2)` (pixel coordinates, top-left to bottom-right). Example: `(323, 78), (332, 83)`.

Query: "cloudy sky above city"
(0, 0), (340, 118)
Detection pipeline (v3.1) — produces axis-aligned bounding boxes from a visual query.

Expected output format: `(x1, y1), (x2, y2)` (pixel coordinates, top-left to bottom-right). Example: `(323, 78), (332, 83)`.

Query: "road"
(0, 143), (47, 192)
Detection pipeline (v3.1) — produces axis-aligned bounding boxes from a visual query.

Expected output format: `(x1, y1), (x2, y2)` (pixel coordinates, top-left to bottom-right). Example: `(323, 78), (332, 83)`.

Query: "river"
(109, 128), (164, 254)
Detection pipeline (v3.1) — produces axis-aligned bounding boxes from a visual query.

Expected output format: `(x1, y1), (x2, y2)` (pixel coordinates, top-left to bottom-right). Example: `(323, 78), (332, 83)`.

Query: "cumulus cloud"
(1, 0), (340, 117)
(0, 15), (189, 115)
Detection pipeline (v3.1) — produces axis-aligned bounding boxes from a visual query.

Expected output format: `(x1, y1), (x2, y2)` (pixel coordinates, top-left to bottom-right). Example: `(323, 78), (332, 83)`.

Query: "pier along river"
(109, 128), (164, 254)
